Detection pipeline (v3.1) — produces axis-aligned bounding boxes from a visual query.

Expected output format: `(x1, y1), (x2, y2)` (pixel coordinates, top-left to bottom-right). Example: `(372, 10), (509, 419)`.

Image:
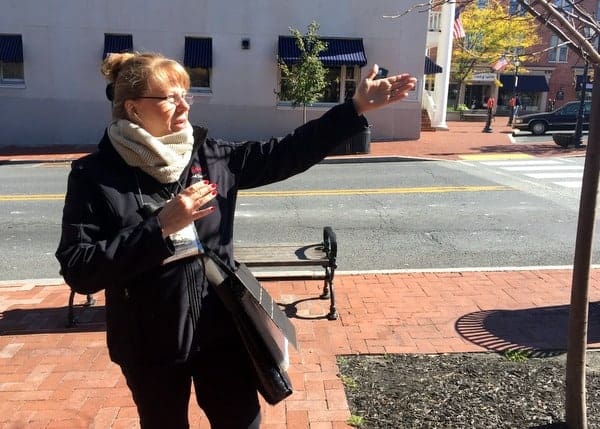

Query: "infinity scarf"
(108, 119), (194, 184)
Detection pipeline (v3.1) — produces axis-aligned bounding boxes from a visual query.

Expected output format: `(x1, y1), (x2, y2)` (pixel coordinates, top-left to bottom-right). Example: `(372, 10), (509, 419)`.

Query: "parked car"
(512, 101), (591, 135)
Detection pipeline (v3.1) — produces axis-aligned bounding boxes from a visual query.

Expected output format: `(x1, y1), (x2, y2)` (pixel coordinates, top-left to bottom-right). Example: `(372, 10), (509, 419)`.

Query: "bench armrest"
(323, 226), (337, 261)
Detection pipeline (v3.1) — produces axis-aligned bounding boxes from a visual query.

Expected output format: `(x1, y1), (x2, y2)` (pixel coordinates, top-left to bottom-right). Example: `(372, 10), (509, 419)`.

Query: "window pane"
(187, 67), (210, 88)
(558, 46), (568, 62)
(1, 62), (24, 81)
(548, 36), (558, 62)
(318, 68), (341, 103)
(344, 81), (356, 101)
(279, 77), (292, 100)
(346, 67), (355, 80)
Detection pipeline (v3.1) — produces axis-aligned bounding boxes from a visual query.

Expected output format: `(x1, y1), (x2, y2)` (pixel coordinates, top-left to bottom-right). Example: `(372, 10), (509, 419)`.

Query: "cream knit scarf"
(108, 119), (194, 184)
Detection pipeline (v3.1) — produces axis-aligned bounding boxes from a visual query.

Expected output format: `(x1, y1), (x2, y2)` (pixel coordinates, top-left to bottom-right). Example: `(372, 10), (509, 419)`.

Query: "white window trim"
(189, 87), (212, 96)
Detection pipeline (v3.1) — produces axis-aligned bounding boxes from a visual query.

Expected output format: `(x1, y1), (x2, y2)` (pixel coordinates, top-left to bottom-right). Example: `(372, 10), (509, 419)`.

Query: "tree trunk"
(458, 81), (466, 109)
(565, 67), (600, 429)
(303, 103), (307, 124)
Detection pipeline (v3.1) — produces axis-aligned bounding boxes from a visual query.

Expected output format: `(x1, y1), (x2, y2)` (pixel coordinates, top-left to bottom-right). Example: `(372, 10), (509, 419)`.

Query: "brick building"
(446, 0), (597, 116)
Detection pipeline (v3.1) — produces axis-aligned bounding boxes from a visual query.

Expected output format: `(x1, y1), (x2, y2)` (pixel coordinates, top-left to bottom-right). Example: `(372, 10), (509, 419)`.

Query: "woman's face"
(128, 81), (192, 137)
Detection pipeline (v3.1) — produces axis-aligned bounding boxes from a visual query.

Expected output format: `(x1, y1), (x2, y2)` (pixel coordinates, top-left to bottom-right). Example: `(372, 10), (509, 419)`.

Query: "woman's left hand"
(352, 64), (417, 115)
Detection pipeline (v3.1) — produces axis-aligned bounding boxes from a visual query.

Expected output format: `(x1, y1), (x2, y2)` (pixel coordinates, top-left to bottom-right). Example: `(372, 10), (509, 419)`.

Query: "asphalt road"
(0, 157), (594, 281)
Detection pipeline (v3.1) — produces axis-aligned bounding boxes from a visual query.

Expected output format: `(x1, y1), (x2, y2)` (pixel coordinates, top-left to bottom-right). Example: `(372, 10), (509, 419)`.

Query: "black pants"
(121, 338), (261, 429)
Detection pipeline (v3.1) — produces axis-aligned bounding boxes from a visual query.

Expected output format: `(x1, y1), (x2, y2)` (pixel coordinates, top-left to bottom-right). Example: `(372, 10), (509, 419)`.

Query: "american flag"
(491, 56), (509, 72)
(453, 5), (466, 39)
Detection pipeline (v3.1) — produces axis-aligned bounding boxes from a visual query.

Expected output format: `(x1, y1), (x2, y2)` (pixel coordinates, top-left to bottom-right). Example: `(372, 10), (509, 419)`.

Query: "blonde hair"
(101, 52), (191, 120)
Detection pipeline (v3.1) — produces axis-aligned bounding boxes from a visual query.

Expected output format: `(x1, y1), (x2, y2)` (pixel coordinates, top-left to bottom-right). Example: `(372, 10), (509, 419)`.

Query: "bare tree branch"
(518, 0), (600, 63)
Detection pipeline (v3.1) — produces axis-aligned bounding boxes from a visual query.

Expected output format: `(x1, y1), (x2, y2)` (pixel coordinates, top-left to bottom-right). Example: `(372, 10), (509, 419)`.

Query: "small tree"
(277, 21), (328, 123)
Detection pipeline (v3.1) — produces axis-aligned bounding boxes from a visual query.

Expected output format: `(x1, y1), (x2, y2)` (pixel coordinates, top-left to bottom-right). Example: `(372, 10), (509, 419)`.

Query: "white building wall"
(0, 0), (426, 147)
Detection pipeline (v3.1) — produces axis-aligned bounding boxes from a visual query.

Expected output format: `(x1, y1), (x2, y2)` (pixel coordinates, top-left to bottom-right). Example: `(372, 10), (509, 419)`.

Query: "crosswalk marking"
(471, 158), (584, 189)
(555, 181), (582, 188)
(458, 153), (533, 160)
(526, 172), (583, 179)
(501, 165), (583, 172)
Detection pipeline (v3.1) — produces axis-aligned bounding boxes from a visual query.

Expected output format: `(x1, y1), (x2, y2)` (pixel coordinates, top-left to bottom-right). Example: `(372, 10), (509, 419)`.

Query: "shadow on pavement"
(280, 296), (333, 321)
(455, 301), (600, 356)
(0, 304), (106, 334)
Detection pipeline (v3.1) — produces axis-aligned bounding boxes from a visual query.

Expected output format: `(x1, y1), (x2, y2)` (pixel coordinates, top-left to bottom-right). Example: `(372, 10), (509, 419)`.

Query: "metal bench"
(67, 291), (96, 327)
(234, 226), (338, 320)
(66, 226), (339, 326)
(460, 111), (490, 121)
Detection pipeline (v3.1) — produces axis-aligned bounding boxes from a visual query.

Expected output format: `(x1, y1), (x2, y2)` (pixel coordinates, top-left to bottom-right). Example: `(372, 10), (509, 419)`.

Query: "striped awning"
(278, 36), (367, 66)
(500, 74), (549, 92)
(0, 35), (23, 62)
(103, 34), (133, 59)
(184, 37), (212, 68)
(424, 56), (442, 74)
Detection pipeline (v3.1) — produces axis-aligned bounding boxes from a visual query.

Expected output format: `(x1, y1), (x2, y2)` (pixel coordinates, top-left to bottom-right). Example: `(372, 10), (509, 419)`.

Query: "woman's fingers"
(192, 188), (217, 212)
(185, 181), (216, 199)
(192, 206), (216, 221)
(158, 182), (218, 237)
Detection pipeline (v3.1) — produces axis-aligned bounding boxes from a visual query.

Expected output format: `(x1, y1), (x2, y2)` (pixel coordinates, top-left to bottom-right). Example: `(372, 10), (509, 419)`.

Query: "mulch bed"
(337, 351), (600, 428)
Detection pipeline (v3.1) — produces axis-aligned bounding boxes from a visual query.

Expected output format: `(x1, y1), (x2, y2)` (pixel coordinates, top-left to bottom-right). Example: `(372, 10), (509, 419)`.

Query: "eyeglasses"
(137, 92), (194, 106)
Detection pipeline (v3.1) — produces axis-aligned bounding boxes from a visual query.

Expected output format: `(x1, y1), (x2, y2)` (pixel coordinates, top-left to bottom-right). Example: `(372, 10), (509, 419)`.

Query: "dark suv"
(512, 101), (591, 135)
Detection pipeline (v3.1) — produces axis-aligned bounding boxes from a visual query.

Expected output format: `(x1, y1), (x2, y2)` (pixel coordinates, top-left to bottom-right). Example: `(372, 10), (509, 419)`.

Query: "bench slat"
(234, 244), (328, 267)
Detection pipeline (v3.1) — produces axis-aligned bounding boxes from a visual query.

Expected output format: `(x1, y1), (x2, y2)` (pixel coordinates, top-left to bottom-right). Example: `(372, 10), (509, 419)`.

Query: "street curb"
(0, 265), (591, 288)
(321, 155), (434, 164)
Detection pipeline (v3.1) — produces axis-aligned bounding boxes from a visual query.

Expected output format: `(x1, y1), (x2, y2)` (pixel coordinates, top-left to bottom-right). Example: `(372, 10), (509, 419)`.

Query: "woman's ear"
(124, 100), (138, 121)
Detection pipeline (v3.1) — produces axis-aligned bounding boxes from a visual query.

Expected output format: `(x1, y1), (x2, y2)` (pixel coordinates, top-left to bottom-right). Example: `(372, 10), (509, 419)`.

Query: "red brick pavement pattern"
(369, 121), (586, 160)
(1, 271), (599, 428)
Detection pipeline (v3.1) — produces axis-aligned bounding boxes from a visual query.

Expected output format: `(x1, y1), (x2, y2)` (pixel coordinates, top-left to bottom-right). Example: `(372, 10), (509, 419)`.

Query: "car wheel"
(530, 121), (547, 136)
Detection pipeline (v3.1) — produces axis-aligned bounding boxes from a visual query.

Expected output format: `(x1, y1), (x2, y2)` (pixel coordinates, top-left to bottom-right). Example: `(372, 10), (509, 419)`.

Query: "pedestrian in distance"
(508, 94), (522, 126)
(55, 51), (416, 429)
(483, 95), (495, 133)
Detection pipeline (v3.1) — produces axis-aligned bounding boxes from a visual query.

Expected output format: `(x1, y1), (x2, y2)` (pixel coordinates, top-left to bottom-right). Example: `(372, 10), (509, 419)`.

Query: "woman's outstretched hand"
(352, 64), (417, 115)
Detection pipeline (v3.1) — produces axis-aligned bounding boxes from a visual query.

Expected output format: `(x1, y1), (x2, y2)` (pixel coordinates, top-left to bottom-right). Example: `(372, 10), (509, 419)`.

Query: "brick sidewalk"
(0, 121), (588, 163)
(1, 270), (599, 428)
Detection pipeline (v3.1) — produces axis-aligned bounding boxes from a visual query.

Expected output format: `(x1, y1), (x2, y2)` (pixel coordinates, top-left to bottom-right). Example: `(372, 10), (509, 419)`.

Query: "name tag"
(163, 223), (204, 265)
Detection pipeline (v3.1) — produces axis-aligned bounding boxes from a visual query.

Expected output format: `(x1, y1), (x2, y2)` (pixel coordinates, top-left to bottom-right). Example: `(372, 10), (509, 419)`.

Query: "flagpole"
(431, 0), (456, 130)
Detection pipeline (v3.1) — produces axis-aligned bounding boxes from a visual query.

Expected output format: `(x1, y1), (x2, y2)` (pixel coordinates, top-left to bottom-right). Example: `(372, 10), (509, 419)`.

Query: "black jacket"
(56, 100), (367, 366)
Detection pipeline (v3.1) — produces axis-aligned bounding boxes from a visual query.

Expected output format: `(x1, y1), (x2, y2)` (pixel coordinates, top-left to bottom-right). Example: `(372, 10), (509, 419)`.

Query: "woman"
(56, 52), (416, 428)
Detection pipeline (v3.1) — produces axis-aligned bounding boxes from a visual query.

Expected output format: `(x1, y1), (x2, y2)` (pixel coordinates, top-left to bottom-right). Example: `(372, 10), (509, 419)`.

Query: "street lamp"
(508, 58), (521, 125)
(572, 27), (596, 147)
(572, 61), (588, 147)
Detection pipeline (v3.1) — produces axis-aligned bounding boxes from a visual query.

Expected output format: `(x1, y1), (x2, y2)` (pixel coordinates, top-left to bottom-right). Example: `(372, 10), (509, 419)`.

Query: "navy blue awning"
(184, 37), (212, 68)
(575, 75), (593, 92)
(500, 74), (549, 92)
(103, 34), (133, 59)
(278, 36), (367, 66)
(424, 56), (442, 74)
(0, 35), (23, 62)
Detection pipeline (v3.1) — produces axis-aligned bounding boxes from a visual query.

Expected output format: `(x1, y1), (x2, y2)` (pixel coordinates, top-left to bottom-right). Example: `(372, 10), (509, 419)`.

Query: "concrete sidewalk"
(0, 121), (596, 428)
